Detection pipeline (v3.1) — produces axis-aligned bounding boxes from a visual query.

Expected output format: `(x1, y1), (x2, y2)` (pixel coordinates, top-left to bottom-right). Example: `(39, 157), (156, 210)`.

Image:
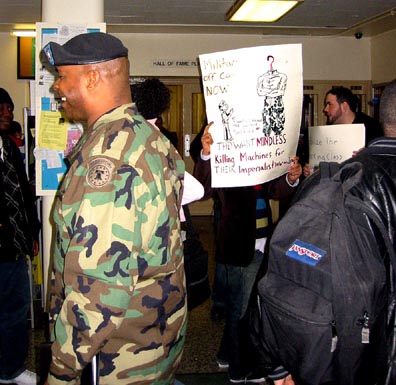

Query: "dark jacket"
(194, 156), (297, 267)
(352, 137), (396, 384)
(0, 134), (39, 260)
(353, 112), (383, 146)
(250, 137), (396, 384)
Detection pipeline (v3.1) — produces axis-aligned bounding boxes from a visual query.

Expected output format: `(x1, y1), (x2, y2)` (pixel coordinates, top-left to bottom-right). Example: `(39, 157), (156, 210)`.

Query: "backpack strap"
(319, 162), (340, 180)
(353, 198), (396, 271)
(319, 161), (363, 195)
(293, 162), (341, 202)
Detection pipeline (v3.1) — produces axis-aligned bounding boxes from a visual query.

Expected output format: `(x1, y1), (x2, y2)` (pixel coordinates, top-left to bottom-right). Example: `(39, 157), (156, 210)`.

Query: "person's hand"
(287, 156), (302, 185)
(352, 147), (365, 157)
(43, 380), (49, 385)
(273, 374), (295, 385)
(33, 240), (39, 257)
(303, 163), (313, 177)
(201, 122), (214, 156)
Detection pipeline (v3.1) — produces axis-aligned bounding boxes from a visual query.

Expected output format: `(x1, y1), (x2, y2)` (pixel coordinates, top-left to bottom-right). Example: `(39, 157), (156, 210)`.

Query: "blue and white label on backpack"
(286, 239), (327, 266)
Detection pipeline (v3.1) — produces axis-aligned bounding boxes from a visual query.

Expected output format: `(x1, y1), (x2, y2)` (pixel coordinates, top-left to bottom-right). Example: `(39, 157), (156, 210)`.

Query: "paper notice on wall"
(38, 111), (68, 150)
(199, 44), (303, 188)
(308, 124), (365, 167)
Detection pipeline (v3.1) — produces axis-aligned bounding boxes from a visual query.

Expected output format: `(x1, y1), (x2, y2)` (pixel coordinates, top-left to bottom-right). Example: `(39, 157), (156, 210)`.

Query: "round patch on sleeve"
(86, 158), (115, 188)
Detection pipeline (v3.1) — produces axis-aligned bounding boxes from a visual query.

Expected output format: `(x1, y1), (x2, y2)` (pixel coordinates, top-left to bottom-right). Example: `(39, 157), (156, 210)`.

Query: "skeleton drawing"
(257, 55), (287, 136)
(218, 100), (234, 141)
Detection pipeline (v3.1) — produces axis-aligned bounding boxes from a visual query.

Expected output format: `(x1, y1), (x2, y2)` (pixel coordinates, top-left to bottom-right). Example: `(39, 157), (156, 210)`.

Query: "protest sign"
(308, 124), (365, 167)
(199, 44), (302, 187)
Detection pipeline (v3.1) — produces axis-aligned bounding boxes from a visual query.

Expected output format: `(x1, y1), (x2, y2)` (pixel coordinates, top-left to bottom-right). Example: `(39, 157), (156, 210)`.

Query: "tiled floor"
(25, 216), (244, 384)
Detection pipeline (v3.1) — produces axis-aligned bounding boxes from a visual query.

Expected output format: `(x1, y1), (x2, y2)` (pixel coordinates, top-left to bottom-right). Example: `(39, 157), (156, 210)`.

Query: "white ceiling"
(1, 0), (396, 37)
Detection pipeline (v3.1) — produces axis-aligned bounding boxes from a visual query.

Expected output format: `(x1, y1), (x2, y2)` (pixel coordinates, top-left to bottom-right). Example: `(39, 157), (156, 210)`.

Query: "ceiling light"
(226, 0), (304, 22)
(11, 30), (36, 37)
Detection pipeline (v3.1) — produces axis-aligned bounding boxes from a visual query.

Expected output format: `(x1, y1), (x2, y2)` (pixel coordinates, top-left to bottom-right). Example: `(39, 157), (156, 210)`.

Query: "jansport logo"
(286, 239), (327, 266)
(289, 244), (322, 260)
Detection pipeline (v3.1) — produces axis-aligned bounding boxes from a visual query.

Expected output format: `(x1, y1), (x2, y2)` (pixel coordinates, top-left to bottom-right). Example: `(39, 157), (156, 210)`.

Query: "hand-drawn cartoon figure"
(257, 55), (287, 136)
(218, 100), (234, 141)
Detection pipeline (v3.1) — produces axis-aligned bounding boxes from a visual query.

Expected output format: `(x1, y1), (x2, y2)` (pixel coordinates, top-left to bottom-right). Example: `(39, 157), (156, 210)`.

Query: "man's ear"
(85, 69), (100, 89)
(341, 101), (350, 113)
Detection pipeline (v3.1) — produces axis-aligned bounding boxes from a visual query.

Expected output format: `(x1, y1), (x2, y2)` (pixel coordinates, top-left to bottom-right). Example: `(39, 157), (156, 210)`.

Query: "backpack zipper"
(356, 311), (370, 344)
(331, 320), (338, 352)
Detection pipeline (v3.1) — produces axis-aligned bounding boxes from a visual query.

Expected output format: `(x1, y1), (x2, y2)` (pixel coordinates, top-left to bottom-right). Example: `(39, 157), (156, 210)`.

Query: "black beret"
(0, 88), (14, 109)
(42, 32), (128, 67)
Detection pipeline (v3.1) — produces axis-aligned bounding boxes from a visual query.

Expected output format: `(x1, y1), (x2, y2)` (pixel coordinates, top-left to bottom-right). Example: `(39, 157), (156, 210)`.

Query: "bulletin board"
(34, 22), (106, 196)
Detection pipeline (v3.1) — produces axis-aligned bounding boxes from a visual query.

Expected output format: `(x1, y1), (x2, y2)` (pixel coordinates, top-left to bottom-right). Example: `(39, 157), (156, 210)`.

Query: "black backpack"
(254, 158), (396, 385)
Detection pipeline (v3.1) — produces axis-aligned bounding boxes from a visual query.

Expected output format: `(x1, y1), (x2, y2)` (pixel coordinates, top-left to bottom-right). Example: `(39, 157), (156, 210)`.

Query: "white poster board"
(199, 44), (303, 188)
(308, 124), (365, 167)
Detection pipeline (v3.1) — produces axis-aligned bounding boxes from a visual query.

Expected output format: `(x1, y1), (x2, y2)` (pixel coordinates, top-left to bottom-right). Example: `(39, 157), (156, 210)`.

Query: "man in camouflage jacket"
(42, 33), (186, 385)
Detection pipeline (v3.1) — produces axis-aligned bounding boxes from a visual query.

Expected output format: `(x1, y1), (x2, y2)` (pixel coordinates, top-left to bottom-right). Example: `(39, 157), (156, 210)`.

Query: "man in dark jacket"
(194, 122), (302, 383)
(0, 88), (40, 385)
(304, 86), (383, 178)
(352, 79), (396, 385)
(323, 86), (382, 145)
(268, 80), (396, 385)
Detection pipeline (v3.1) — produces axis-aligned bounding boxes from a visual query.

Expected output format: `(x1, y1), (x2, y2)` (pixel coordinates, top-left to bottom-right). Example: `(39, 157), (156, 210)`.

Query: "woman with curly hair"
(131, 78), (178, 148)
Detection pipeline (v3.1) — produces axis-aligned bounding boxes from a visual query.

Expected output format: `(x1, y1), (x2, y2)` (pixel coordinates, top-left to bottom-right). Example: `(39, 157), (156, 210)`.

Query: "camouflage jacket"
(48, 104), (186, 385)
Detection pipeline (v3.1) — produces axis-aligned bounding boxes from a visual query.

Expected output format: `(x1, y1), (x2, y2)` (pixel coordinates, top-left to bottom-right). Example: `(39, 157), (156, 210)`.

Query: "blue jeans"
(0, 258), (30, 380)
(211, 262), (227, 310)
(217, 249), (264, 378)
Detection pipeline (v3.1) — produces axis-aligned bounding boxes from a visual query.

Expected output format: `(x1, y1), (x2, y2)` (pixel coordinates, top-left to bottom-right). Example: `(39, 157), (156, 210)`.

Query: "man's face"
(0, 103), (14, 132)
(53, 65), (89, 123)
(323, 93), (342, 124)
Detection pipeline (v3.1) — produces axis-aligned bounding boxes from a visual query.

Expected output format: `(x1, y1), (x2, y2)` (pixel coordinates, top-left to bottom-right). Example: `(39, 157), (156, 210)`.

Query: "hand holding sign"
(286, 156), (302, 185)
(201, 121), (214, 156)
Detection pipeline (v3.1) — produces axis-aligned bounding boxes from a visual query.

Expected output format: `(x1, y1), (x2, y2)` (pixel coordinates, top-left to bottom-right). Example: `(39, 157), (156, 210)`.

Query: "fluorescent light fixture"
(226, 0), (303, 22)
(11, 30), (36, 37)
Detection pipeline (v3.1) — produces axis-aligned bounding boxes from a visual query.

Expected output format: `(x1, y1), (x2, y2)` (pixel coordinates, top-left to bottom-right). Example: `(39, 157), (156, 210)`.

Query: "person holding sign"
(323, 86), (382, 145)
(194, 122), (302, 384)
(262, 79), (396, 385)
(41, 32), (186, 385)
(303, 86), (382, 178)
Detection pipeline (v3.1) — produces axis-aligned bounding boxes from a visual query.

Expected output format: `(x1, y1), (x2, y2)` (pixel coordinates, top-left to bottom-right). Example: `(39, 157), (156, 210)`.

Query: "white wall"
(0, 33), (32, 124)
(0, 30), (383, 123)
(371, 29), (396, 85)
(117, 33), (371, 81)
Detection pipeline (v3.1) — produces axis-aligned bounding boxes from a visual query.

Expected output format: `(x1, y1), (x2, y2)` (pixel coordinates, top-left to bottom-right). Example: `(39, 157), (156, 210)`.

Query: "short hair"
(379, 80), (396, 137)
(131, 78), (170, 120)
(9, 120), (22, 135)
(0, 88), (14, 110)
(326, 86), (358, 112)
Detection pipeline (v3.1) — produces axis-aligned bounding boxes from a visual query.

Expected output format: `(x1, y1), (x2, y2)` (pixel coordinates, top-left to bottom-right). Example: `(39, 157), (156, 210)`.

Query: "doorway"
(157, 77), (213, 215)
